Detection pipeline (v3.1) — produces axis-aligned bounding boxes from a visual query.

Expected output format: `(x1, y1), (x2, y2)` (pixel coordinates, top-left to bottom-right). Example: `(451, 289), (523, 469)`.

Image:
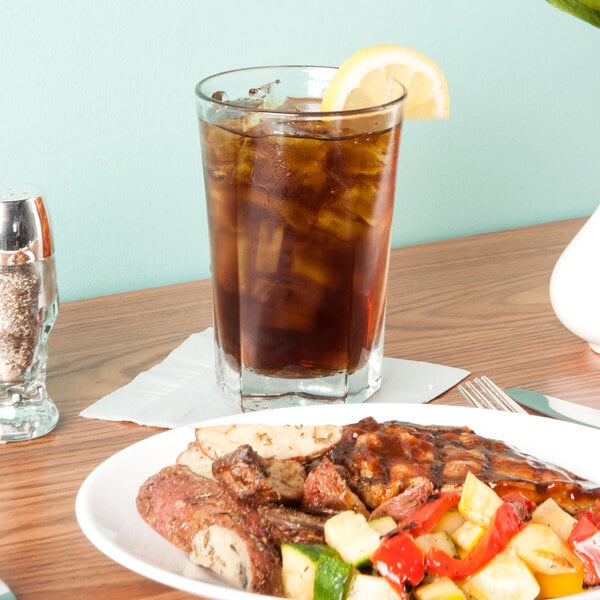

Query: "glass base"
(217, 346), (383, 412)
(0, 396), (59, 443)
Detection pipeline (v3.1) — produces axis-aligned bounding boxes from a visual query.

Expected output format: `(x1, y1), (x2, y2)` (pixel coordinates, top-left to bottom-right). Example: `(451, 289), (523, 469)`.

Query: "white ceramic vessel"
(550, 203), (600, 353)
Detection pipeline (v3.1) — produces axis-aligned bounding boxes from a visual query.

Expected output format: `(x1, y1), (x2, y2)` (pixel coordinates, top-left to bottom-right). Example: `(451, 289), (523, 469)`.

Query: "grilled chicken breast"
(328, 417), (600, 515)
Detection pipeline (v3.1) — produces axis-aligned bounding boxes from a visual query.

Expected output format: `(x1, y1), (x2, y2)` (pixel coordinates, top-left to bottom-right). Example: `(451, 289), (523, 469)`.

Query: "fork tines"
(459, 376), (528, 414)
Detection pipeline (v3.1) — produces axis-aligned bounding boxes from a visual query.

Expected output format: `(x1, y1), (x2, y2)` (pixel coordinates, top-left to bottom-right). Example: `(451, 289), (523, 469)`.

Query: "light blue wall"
(1, 0), (599, 301)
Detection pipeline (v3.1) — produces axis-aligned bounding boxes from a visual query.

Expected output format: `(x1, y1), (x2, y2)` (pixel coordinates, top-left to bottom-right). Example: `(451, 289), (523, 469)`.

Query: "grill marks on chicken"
(137, 417), (600, 594)
(328, 417), (600, 514)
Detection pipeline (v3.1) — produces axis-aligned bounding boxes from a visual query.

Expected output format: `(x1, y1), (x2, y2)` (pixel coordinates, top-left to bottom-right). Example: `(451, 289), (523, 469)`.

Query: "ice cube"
(249, 275), (324, 333)
(212, 231), (240, 294)
(254, 223), (284, 274)
(316, 205), (368, 242)
(291, 242), (338, 288)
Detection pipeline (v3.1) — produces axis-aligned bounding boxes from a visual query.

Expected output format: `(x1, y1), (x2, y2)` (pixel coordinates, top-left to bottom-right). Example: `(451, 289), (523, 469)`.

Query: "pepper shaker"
(0, 185), (59, 442)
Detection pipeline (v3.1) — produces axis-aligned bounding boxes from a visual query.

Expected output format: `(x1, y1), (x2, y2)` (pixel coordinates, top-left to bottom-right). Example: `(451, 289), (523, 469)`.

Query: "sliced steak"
(369, 477), (434, 521)
(301, 456), (369, 517)
(258, 505), (327, 545)
(212, 444), (305, 505)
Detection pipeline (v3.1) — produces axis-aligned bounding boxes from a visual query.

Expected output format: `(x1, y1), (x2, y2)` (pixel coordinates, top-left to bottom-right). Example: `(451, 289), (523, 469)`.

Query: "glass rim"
(195, 64), (407, 117)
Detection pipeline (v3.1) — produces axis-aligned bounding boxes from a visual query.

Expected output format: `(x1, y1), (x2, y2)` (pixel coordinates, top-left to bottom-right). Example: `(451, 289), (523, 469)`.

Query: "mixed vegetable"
(281, 472), (600, 600)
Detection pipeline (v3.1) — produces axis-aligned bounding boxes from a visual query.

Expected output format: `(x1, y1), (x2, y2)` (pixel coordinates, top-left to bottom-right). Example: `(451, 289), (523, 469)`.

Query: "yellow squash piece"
(415, 532), (459, 558)
(368, 515), (397, 535)
(462, 549), (540, 600)
(433, 508), (465, 535)
(346, 573), (402, 600)
(458, 471), (503, 528)
(451, 519), (486, 553)
(324, 511), (381, 566)
(531, 498), (577, 542)
(508, 523), (583, 575)
(413, 577), (466, 600)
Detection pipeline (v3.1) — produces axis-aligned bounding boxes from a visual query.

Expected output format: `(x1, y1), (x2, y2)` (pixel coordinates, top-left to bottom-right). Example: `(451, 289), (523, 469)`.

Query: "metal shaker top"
(0, 185), (54, 262)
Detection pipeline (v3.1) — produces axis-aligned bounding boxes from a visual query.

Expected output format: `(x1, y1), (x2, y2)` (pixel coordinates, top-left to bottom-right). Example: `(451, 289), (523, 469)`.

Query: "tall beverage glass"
(196, 66), (405, 411)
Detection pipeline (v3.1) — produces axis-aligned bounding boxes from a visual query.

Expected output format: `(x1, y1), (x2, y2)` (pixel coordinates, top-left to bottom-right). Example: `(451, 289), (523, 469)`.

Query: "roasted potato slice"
(177, 442), (214, 478)
(195, 424), (342, 462)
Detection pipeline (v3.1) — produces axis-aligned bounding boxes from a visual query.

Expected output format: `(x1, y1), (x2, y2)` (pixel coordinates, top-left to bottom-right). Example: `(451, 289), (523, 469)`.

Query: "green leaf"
(546, 0), (600, 27)
(578, 0), (600, 10)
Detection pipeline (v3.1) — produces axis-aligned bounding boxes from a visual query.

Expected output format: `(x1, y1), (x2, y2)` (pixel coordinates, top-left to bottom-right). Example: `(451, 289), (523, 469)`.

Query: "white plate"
(76, 403), (600, 600)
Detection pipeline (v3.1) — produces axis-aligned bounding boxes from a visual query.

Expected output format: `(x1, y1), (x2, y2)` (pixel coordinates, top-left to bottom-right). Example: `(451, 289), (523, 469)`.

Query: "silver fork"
(458, 376), (528, 414)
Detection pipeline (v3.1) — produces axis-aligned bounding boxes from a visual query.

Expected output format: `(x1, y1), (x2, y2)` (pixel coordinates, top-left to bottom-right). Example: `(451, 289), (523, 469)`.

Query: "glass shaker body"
(0, 185), (59, 442)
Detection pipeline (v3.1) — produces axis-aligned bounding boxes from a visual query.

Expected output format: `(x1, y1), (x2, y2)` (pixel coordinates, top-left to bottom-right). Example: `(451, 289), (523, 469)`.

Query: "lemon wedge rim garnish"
(322, 44), (450, 120)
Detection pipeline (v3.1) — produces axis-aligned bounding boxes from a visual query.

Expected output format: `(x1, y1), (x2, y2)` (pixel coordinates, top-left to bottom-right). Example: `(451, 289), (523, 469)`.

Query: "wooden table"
(1, 218), (599, 599)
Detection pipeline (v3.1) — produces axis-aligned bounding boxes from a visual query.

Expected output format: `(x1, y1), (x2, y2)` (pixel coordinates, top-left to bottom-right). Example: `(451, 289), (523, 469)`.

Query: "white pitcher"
(550, 204), (600, 353)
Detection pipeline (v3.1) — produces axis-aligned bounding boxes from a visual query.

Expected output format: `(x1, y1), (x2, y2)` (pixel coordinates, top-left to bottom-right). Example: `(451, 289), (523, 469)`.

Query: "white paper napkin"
(80, 328), (469, 429)
(0, 578), (16, 600)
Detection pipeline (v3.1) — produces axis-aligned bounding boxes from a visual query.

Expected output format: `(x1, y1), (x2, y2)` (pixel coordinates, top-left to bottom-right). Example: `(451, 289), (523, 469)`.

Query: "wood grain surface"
(1, 217), (599, 599)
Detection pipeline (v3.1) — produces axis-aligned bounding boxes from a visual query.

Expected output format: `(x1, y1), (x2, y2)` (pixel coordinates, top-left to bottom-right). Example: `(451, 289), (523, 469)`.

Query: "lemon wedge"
(322, 44), (450, 120)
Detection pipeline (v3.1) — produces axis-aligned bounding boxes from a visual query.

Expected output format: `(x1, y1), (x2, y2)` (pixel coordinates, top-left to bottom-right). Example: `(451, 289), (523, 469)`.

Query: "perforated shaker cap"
(0, 185), (54, 260)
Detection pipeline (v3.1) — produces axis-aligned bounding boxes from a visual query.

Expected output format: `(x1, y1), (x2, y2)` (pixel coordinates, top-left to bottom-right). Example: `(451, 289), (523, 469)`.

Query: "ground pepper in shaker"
(0, 185), (59, 442)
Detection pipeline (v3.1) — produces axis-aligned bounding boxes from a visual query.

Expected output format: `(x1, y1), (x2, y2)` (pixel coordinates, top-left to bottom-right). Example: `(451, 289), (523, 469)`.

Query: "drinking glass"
(196, 66), (406, 411)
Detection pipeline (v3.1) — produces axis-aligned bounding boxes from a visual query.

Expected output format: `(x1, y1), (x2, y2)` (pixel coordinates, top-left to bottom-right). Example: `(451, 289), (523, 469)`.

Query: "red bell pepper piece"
(425, 501), (524, 579)
(372, 533), (425, 594)
(396, 492), (461, 538)
(568, 515), (600, 586)
(501, 491), (536, 522)
(576, 510), (600, 530)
